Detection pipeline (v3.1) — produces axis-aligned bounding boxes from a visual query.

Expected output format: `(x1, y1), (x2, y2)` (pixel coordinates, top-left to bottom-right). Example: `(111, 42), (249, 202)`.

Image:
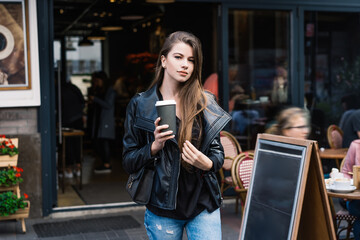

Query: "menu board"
(239, 134), (335, 240)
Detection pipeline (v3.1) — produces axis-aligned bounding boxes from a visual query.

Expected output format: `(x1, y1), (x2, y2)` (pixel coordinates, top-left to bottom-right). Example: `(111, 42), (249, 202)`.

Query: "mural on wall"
(0, 0), (31, 90)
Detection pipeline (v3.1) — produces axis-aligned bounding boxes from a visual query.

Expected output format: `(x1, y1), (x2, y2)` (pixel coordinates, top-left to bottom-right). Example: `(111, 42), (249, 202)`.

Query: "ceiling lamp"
(100, 25), (123, 31)
(78, 37), (94, 47)
(88, 35), (106, 41)
(88, 30), (106, 40)
(146, 0), (175, 3)
(120, 15), (144, 21)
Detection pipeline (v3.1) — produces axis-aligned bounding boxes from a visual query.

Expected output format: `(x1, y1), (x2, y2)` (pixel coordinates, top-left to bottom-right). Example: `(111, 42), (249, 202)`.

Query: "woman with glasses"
(266, 107), (311, 139)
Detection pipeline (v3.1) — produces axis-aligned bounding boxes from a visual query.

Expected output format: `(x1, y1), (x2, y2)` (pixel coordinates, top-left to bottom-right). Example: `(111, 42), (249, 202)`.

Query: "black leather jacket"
(122, 85), (231, 210)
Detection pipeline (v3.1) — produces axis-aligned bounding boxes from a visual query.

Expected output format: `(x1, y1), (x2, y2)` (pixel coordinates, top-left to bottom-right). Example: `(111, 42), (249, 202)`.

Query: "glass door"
(224, 8), (292, 150)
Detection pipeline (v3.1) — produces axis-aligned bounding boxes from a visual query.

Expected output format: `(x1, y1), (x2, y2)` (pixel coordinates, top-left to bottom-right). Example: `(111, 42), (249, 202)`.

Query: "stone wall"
(0, 108), (38, 134)
(0, 108), (42, 218)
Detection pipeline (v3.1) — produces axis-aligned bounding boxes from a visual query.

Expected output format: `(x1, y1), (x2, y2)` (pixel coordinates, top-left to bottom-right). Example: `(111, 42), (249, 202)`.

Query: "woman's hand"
(182, 140), (213, 171)
(151, 117), (175, 156)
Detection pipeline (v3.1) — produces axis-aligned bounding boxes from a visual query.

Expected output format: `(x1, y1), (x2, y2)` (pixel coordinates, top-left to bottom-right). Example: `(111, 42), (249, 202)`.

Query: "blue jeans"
(144, 208), (222, 240)
(348, 200), (360, 240)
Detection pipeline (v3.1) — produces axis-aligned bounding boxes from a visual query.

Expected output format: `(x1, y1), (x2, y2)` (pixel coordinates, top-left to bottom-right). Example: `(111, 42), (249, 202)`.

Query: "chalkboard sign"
(239, 134), (335, 240)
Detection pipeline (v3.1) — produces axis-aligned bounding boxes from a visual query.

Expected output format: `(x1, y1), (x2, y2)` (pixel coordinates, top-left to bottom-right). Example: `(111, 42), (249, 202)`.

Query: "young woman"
(122, 31), (231, 239)
(266, 107), (311, 139)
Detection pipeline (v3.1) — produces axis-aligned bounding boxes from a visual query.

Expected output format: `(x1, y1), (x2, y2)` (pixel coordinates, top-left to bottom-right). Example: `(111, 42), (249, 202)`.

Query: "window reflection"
(228, 10), (290, 150)
(304, 12), (360, 147)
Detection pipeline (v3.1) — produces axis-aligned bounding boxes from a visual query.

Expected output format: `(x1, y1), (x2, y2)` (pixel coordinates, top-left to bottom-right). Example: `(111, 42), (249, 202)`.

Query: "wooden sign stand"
(239, 134), (336, 240)
(297, 140), (335, 239)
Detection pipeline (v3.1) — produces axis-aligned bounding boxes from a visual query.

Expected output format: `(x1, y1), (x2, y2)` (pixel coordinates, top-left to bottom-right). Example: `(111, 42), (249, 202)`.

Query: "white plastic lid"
(155, 100), (176, 106)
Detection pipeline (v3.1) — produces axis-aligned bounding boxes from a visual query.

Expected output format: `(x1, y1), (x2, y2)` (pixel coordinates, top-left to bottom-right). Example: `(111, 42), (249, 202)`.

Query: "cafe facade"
(1, 0), (360, 217)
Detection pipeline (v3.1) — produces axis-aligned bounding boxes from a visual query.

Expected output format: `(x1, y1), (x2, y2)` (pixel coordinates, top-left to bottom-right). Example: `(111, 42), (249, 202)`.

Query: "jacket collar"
(134, 85), (231, 147)
(133, 85), (159, 133)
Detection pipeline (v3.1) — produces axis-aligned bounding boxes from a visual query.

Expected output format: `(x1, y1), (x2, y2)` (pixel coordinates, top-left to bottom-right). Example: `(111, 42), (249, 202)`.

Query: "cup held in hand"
(155, 100), (176, 135)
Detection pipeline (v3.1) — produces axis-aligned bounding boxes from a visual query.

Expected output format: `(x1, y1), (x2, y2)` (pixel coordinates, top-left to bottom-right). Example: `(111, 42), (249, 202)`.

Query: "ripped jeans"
(144, 208), (221, 240)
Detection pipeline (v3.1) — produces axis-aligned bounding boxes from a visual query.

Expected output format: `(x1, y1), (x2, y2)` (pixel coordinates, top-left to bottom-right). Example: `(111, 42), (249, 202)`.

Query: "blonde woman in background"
(266, 107), (311, 139)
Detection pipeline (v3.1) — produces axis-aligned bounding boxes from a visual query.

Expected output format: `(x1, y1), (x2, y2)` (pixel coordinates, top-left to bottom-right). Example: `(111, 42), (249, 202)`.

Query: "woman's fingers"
(182, 141), (198, 163)
(151, 118), (174, 156)
(154, 118), (174, 143)
(156, 124), (170, 133)
(182, 140), (213, 171)
(184, 140), (198, 153)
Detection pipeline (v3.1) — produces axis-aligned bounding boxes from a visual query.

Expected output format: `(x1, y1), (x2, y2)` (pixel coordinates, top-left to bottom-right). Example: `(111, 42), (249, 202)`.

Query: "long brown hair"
(149, 31), (208, 165)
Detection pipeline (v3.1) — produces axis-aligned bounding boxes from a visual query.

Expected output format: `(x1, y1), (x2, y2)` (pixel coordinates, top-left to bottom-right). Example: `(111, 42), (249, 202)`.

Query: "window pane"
(304, 12), (360, 147)
(228, 10), (291, 150)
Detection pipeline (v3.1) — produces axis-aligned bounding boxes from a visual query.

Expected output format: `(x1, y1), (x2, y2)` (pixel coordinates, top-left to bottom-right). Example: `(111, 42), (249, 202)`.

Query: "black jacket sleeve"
(122, 95), (156, 174)
(206, 133), (224, 173)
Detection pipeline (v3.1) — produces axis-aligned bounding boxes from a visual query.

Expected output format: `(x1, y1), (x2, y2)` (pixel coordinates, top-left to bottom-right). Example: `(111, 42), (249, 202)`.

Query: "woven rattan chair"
(327, 124), (343, 149)
(327, 124), (344, 168)
(231, 152), (254, 215)
(219, 131), (242, 212)
(219, 131), (242, 195)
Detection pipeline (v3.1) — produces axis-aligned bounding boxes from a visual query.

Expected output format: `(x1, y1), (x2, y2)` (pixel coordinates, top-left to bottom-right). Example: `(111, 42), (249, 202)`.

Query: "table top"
(61, 128), (85, 137)
(327, 189), (360, 200)
(319, 148), (348, 159)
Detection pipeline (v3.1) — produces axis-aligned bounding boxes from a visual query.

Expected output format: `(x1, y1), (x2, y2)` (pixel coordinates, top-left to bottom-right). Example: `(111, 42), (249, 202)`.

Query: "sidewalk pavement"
(0, 199), (242, 240)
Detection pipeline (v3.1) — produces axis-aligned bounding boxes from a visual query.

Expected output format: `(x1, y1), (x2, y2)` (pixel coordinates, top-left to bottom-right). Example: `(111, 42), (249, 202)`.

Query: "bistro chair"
(219, 131), (242, 209)
(327, 124), (344, 149)
(327, 124), (344, 168)
(231, 152), (254, 215)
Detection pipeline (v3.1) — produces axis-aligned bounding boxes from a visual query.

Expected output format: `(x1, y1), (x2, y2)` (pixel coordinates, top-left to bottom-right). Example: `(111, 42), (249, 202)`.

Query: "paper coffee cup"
(155, 100), (176, 135)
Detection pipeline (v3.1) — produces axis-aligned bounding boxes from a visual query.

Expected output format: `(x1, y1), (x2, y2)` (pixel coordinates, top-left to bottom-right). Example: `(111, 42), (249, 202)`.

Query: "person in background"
(340, 139), (360, 240)
(88, 71), (117, 174)
(339, 94), (359, 130)
(266, 106), (311, 139)
(271, 66), (288, 105)
(203, 68), (248, 112)
(231, 102), (260, 135)
(122, 31), (231, 240)
(342, 108), (360, 148)
(61, 77), (85, 178)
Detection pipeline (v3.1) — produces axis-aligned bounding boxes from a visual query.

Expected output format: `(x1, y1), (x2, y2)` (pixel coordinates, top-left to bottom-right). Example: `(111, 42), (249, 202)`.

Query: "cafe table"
(327, 188), (360, 199)
(319, 148), (348, 168)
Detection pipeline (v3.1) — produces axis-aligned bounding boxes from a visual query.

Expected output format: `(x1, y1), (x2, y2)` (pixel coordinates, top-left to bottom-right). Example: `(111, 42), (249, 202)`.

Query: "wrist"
(207, 160), (213, 171)
(151, 142), (160, 156)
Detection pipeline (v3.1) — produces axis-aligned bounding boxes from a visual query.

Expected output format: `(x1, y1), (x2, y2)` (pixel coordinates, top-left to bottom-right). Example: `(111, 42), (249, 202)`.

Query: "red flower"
(9, 145), (14, 149)
(17, 167), (23, 172)
(15, 173), (21, 178)
(24, 193), (28, 199)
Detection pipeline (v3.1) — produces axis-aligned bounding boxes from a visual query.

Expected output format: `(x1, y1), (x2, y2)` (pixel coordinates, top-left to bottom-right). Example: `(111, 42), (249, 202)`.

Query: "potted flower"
(0, 190), (30, 233)
(0, 136), (19, 167)
(0, 191), (29, 217)
(0, 166), (23, 187)
(0, 136), (19, 157)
